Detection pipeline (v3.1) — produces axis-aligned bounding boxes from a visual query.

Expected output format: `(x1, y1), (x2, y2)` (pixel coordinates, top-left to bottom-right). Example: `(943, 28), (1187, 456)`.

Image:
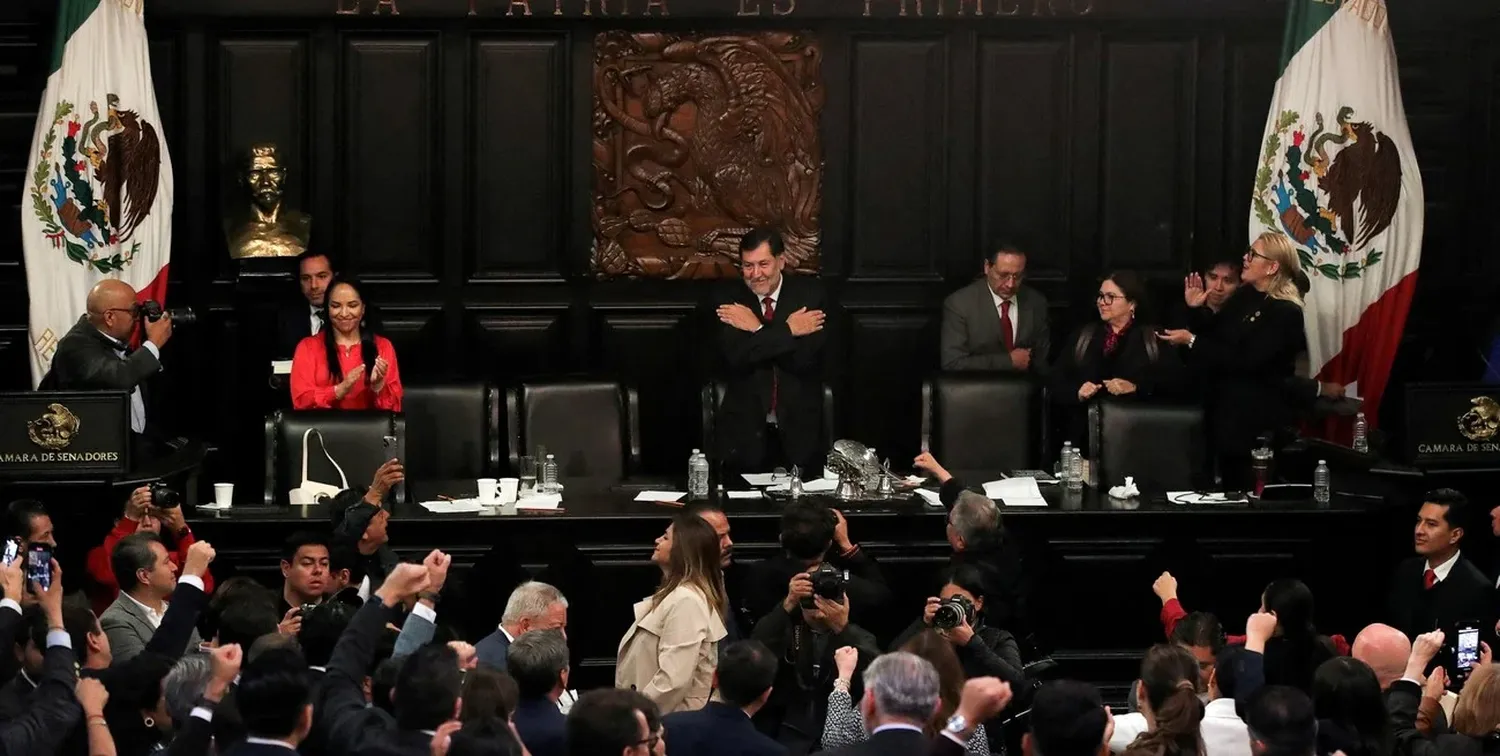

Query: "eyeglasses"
(633, 732), (662, 751)
(1096, 292), (1123, 304)
(990, 272), (1023, 283)
(1245, 247), (1272, 263)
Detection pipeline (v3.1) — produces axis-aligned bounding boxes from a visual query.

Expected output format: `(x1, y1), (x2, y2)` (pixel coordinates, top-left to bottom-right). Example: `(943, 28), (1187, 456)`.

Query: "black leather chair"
(700, 380), (836, 457)
(920, 373), (1045, 481)
(402, 383), (502, 480)
(505, 379), (640, 483)
(1089, 398), (1207, 491)
(264, 410), (404, 506)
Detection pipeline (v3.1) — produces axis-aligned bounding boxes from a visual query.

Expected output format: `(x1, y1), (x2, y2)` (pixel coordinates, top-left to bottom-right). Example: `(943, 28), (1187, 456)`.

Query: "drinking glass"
(519, 455), (538, 497)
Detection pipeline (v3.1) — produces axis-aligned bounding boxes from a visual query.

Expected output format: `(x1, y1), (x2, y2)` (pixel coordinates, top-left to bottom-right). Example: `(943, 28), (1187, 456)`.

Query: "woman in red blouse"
(291, 277), (403, 411)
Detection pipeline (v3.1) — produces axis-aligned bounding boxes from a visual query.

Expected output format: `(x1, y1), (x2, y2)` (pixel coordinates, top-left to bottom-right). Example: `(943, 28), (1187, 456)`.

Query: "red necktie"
(999, 300), (1015, 351)
(763, 296), (778, 415)
(1424, 568), (1437, 590)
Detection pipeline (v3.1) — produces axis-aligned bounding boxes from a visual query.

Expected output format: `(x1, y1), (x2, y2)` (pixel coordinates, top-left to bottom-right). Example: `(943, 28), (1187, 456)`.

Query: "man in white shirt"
(1109, 645), (1249, 756)
(100, 533), (212, 661)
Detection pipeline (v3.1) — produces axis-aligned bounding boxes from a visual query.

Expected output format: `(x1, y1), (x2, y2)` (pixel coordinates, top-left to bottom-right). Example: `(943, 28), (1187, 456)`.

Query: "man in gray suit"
(940, 243), (1051, 373)
(101, 532), (213, 662)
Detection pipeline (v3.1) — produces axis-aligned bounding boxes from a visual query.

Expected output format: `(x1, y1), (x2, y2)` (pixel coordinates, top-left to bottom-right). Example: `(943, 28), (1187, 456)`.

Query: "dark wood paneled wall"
(0, 1), (1496, 482)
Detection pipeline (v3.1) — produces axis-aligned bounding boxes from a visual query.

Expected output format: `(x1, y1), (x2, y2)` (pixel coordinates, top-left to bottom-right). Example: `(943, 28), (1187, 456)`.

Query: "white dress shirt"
(309, 306), (323, 337)
(871, 723), (924, 735)
(122, 574), (206, 630)
(243, 737), (299, 752)
(990, 288), (1019, 345)
(1201, 698), (1252, 756)
(98, 329), (158, 434)
(1428, 550), (1461, 584)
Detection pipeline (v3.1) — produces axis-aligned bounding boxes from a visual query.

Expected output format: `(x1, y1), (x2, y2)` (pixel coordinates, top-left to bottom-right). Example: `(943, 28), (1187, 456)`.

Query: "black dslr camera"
(138, 300), (197, 326)
(149, 481), (181, 509)
(933, 594), (976, 630)
(801, 562), (846, 609)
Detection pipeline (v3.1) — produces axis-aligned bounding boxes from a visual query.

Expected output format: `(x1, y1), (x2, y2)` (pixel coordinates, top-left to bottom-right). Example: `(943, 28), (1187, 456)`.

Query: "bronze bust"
(224, 144), (312, 259)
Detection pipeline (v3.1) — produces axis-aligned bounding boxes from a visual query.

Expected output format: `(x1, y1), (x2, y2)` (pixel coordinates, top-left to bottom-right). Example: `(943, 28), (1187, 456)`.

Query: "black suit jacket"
(512, 698), (567, 756)
(0, 629), (80, 756)
(664, 701), (789, 756)
(1187, 288), (1305, 455)
(715, 275), (828, 471)
(1387, 555), (1495, 643)
(474, 628), (512, 672)
(220, 741), (301, 756)
(814, 727), (929, 756)
(39, 316), (159, 395)
(273, 303), (321, 362)
(319, 598), (430, 756)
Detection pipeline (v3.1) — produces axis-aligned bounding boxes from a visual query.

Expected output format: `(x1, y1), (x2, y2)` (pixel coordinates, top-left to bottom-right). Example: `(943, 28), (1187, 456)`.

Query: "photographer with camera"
(750, 561), (880, 756)
(84, 484), (215, 615)
(893, 565), (1027, 704)
(742, 500), (891, 632)
(40, 280), (193, 438)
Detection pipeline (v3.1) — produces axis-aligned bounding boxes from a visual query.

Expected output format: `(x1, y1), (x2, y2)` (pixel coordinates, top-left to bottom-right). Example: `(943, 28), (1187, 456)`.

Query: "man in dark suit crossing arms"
(664, 640), (787, 756)
(219, 647), (314, 756)
(1387, 489), (1495, 643)
(715, 228), (828, 474)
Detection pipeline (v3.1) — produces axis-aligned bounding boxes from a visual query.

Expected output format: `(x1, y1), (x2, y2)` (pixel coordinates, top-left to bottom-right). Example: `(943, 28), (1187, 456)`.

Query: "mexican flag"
(1250, 0), (1422, 434)
(22, 0), (174, 387)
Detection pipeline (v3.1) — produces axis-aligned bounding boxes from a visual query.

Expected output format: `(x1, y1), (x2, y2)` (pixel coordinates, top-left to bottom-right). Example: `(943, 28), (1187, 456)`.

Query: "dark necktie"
(763, 296), (777, 415)
(999, 300), (1015, 351)
(1424, 568), (1437, 590)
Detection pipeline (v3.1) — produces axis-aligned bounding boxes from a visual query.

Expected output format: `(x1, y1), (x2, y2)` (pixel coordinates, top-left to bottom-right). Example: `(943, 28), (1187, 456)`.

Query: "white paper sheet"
(517, 494), (563, 510)
(634, 491), (686, 502)
(982, 477), (1048, 507)
(1166, 491), (1250, 505)
(768, 478), (838, 493)
(726, 490), (764, 500)
(741, 473), (781, 486)
(419, 499), (484, 513)
(271, 360), (293, 375)
(915, 489), (943, 507)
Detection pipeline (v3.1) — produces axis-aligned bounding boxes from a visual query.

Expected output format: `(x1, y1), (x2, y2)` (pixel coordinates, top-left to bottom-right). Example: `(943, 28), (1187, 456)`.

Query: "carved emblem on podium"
(591, 31), (824, 279)
(27, 403), (80, 451)
(1458, 396), (1500, 442)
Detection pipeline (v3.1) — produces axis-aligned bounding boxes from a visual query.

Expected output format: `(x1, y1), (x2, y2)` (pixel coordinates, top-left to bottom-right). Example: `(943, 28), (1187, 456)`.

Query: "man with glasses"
(40, 279), (173, 435)
(941, 242), (1051, 373)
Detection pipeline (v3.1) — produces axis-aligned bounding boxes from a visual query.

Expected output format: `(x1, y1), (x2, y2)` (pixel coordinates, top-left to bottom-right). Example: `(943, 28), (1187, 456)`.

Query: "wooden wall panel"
(845, 312), (937, 463)
(597, 310), (698, 474)
(848, 36), (946, 280)
(1099, 38), (1196, 272)
(976, 36), (1073, 275)
(469, 310), (570, 383)
(341, 37), (438, 277)
(470, 36), (564, 279)
(217, 39), (308, 206)
(0, 29), (41, 278)
(1225, 36), (1278, 252)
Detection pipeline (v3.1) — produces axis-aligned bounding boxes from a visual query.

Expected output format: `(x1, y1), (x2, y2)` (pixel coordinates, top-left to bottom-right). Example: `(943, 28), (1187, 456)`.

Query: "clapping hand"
(335, 364), (366, 400)
(1103, 378), (1137, 396)
(370, 357), (391, 394)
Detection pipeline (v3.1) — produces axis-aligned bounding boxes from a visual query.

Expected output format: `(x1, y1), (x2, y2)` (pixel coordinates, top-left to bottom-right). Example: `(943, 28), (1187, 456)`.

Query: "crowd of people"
(0, 462), (1492, 756)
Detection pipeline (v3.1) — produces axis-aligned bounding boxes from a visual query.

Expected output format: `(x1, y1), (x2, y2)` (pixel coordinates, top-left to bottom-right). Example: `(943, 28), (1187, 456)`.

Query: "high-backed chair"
(921, 373), (1044, 481)
(265, 410), (404, 506)
(701, 380), (836, 460)
(505, 379), (640, 483)
(1089, 399), (1207, 491)
(402, 383), (502, 480)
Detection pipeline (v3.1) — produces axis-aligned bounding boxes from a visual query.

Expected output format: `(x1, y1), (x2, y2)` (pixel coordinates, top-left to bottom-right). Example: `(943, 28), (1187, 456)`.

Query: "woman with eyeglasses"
(1050, 270), (1183, 454)
(1158, 232), (1307, 489)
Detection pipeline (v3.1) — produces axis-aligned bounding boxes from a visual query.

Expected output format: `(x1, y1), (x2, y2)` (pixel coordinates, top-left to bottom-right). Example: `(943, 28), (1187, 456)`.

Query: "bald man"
(40, 280), (173, 434)
(1352, 622), (1450, 734)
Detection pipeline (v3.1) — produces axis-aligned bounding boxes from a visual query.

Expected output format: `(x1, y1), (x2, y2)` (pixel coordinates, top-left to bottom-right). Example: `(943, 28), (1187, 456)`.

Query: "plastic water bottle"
(1352, 412), (1369, 454)
(1313, 459), (1330, 505)
(688, 449), (710, 500)
(1068, 446), (1085, 491)
(541, 454), (559, 493)
(1059, 442), (1074, 484)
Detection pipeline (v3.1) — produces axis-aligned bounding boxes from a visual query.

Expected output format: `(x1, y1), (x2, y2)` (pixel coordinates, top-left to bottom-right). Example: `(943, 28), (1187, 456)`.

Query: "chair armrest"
(920, 379), (934, 454)
(486, 386), (502, 476)
(505, 386), (521, 473)
(625, 385), (643, 476)
(390, 412), (408, 505)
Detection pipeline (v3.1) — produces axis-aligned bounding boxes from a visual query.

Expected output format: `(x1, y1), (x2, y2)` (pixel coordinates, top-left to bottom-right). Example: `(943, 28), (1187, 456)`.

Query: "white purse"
(288, 428), (349, 505)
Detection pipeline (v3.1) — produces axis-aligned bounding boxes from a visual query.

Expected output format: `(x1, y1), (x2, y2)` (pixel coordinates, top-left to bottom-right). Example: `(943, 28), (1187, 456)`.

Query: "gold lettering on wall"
(507, 0), (533, 14)
(739, 0), (761, 14)
(899, 0), (921, 15)
(374, 0), (399, 13)
(773, 0), (794, 14)
(644, 0), (670, 15)
(955, 0), (980, 14)
(336, 0), (360, 14)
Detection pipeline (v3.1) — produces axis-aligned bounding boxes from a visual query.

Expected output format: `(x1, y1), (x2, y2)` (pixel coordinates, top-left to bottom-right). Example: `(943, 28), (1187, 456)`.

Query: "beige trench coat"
(615, 584), (728, 714)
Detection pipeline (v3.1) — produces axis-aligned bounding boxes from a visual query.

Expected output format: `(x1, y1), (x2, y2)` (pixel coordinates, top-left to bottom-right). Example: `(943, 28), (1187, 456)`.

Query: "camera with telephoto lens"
(933, 594), (976, 630)
(149, 481), (181, 509)
(137, 300), (197, 326)
(800, 562), (846, 610)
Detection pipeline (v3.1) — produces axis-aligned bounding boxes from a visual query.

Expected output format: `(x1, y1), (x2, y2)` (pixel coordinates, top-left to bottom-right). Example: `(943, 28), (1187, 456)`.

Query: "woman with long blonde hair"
(1158, 231), (1308, 489)
(615, 513), (728, 713)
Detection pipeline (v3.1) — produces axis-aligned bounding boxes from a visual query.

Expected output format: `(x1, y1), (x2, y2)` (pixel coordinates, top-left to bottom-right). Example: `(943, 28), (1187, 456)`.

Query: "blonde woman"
(616, 513), (728, 713)
(1158, 231), (1307, 490)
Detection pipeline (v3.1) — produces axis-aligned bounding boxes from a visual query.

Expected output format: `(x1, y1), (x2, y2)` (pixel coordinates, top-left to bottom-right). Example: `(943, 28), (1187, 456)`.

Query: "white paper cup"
(213, 483), (234, 508)
(477, 478), (499, 504)
(498, 477), (519, 503)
